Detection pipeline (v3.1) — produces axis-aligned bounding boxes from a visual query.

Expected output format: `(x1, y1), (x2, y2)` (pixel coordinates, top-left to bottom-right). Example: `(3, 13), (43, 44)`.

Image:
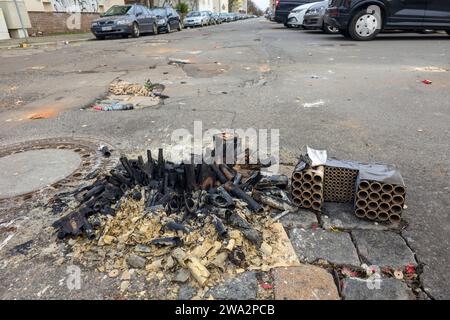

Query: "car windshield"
(103, 5), (132, 17)
(187, 12), (201, 17)
(151, 8), (166, 16)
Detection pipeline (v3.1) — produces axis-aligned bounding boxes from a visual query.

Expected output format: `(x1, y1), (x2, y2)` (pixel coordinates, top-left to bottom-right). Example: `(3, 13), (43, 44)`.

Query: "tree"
(247, 0), (263, 15)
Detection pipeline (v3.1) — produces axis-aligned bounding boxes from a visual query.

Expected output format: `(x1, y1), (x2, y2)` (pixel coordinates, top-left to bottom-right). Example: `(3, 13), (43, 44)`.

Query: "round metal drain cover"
(0, 149), (82, 199)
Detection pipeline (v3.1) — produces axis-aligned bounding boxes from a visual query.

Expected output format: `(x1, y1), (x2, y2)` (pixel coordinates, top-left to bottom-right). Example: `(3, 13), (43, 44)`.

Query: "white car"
(183, 11), (209, 27)
(286, 2), (321, 28)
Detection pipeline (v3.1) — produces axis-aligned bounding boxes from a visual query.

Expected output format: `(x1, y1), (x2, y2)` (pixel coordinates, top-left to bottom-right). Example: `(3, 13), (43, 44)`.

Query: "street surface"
(0, 18), (449, 299)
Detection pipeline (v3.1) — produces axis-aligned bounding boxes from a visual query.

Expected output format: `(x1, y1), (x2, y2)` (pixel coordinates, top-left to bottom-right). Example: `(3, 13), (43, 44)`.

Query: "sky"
(253, 0), (270, 10)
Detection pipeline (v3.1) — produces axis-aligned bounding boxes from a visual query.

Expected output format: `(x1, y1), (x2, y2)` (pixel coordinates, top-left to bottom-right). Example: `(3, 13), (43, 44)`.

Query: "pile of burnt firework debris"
(53, 136), (300, 297)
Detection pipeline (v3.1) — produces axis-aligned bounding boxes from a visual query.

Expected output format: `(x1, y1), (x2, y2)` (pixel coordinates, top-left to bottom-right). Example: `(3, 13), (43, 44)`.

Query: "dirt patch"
(182, 63), (228, 78)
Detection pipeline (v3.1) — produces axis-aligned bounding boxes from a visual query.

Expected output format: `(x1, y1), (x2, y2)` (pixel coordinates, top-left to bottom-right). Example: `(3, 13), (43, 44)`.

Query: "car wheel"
(284, 23), (292, 28)
(95, 35), (105, 40)
(177, 21), (182, 31)
(348, 8), (381, 40)
(152, 23), (158, 35)
(166, 23), (171, 33)
(446, 30), (450, 35)
(131, 22), (140, 38)
(323, 23), (339, 34)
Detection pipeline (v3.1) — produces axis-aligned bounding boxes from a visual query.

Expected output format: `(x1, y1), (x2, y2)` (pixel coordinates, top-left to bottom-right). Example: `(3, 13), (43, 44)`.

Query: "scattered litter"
(413, 66), (449, 72)
(394, 270), (404, 280)
(92, 102), (134, 111)
(310, 75), (319, 79)
(98, 145), (111, 157)
(421, 79), (432, 85)
(168, 58), (192, 65)
(302, 100), (325, 108)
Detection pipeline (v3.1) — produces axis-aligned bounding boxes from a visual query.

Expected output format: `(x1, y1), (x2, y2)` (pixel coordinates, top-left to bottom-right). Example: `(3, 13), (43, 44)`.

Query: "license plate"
(102, 26), (112, 31)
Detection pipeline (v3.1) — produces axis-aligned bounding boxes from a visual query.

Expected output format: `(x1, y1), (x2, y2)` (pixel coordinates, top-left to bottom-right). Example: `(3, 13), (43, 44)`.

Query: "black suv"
(326, 0), (450, 40)
(150, 6), (183, 33)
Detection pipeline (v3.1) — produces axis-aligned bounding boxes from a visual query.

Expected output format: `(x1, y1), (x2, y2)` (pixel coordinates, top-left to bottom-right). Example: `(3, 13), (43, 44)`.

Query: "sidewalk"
(0, 32), (94, 49)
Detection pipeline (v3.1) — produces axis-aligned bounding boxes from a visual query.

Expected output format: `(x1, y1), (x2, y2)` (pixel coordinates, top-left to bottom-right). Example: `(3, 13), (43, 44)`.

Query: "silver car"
(302, 0), (339, 33)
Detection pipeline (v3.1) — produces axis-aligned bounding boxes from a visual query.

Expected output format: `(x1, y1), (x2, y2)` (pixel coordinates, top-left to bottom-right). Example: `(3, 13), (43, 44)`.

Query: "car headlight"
(91, 22), (99, 27)
(157, 18), (166, 25)
(308, 6), (326, 14)
(116, 19), (131, 26)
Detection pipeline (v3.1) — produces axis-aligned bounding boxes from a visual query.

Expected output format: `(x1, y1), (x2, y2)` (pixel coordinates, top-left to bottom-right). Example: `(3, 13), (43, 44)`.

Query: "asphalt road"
(0, 18), (449, 299)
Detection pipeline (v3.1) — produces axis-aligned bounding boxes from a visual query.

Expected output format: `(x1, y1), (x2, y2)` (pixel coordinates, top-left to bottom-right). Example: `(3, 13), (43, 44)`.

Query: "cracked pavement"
(0, 18), (449, 299)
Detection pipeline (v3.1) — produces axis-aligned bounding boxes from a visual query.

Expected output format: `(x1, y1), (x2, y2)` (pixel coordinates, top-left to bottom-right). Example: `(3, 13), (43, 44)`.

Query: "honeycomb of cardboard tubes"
(291, 165), (324, 211)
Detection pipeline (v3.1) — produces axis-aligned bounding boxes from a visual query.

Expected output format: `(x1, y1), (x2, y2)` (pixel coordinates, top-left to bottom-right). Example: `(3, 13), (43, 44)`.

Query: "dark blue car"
(91, 4), (158, 40)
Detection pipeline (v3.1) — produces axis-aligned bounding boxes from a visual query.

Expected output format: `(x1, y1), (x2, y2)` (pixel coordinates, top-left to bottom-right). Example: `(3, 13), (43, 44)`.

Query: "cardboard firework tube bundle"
(381, 184), (393, 193)
(312, 183), (322, 193)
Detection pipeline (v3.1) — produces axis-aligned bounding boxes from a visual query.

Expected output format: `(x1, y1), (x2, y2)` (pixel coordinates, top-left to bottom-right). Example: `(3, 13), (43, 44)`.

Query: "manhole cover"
(0, 137), (117, 205)
(0, 149), (81, 199)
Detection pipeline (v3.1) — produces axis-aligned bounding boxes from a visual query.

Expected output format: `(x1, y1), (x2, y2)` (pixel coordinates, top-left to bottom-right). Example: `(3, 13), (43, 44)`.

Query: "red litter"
(421, 79), (432, 85)
(260, 282), (273, 290)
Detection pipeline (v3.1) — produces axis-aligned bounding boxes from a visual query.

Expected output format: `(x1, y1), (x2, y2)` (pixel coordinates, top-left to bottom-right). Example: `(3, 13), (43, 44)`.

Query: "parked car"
(303, 0), (339, 33)
(286, 2), (318, 28)
(219, 12), (230, 22)
(275, 0), (314, 25)
(201, 11), (215, 25)
(211, 13), (222, 24)
(150, 7), (182, 33)
(325, 0), (450, 40)
(91, 4), (157, 39)
(183, 11), (209, 27)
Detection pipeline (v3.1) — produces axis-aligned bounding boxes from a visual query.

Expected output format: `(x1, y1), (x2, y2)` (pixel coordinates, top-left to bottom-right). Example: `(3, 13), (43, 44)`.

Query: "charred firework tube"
(366, 210), (377, 220)
(198, 164), (215, 190)
(367, 201), (379, 211)
(211, 214), (228, 238)
(311, 201), (321, 211)
(184, 163), (197, 192)
(393, 185), (406, 195)
(207, 194), (228, 208)
(392, 195), (404, 205)
(389, 213), (401, 223)
(217, 186), (235, 207)
(302, 198), (312, 208)
(168, 196), (181, 212)
(219, 164), (235, 181)
(293, 171), (303, 180)
(82, 184), (105, 202)
(390, 204), (402, 214)
(355, 208), (366, 218)
(356, 199), (367, 209)
(381, 193), (392, 202)
(292, 180), (302, 189)
(370, 182), (382, 193)
(377, 211), (389, 221)
(224, 182), (264, 213)
(110, 169), (132, 187)
(292, 188), (302, 198)
(359, 180), (370, 191)
(379, 202), (390, 212)
(82, 221), (96, 240)
(233, 172), (242, 185)
(369, 192), (381, 202)
(157, 148), (165, 179)
(312, 166), (324, 184)
(211, 163), (228, 184)
(146, 149), (154, 179)
(252, 190), (296, 211)
(381, 184), (393, 193)
(256, 175), (289, 189)
(99, 145), (111, 157)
